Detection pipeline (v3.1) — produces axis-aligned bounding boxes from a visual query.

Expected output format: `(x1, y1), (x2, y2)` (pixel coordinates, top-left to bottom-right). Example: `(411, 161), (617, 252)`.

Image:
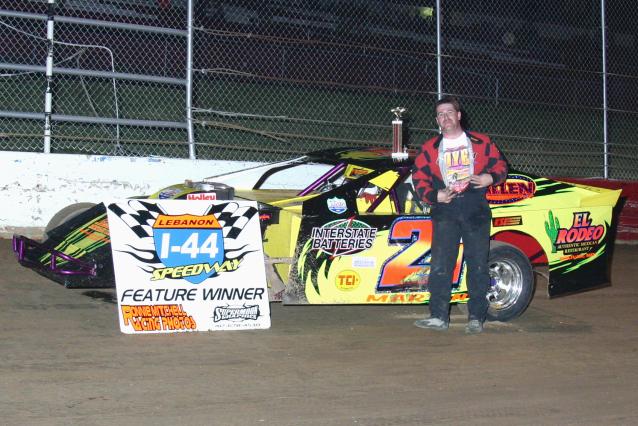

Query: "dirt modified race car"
(13, 147), (621, 322)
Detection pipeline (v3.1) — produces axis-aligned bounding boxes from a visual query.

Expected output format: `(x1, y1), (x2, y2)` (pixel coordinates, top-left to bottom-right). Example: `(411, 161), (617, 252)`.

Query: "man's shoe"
(465, 319), (484, 334)
(414, 317), (449, 331)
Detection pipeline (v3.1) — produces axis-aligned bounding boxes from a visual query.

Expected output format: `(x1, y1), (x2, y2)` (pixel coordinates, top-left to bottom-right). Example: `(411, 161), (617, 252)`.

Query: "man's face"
(435, 103), (462, 135)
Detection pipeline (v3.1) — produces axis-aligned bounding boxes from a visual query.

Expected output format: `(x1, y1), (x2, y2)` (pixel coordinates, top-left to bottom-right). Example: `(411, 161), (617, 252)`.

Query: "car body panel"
(13, 148), (621, 308)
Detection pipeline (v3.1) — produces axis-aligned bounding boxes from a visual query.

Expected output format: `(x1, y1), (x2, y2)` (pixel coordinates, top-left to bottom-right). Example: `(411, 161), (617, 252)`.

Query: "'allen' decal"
(487, 174), (536, 205)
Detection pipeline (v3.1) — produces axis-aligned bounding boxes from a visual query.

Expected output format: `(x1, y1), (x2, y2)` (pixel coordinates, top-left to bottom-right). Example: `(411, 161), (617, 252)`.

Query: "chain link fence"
(1, 0), (637, 179)
(1, 1), (189, 157)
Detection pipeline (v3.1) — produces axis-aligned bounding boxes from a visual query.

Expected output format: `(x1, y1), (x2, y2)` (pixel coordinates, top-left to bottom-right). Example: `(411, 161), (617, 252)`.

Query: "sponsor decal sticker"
(327, 197), (348, 214)
(487, 174), (536, 205)
(159, 188), (182, 199)
(213, 305), (260, 322)
(352, 257), (376, 268)
(187, 192), (217, 200)
(365, 292), (467, 304)
(335, 270), (360, 291)
(311, 218), (377, 256)
(120, 304), (197, 332)
(545, 211), (604, 254)
(366, 293), (428, 303)
(492, 216), (523, 227)
(344, 164), (374, 178)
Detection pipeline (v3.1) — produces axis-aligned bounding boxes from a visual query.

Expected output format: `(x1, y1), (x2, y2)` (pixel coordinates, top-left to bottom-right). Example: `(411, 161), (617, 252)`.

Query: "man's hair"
(435, 95), (461, 112)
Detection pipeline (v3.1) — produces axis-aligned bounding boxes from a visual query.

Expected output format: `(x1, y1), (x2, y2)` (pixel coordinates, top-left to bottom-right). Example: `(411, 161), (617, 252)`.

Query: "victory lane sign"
(106, 199), (271, 333)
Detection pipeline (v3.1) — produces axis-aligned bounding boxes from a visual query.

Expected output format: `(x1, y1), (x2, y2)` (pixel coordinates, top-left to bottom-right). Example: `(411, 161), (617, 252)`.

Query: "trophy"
(390, 107), (408, 162)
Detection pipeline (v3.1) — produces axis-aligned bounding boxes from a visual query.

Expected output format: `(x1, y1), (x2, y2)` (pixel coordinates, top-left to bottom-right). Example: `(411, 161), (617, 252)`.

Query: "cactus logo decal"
(545, 211), (561, 253)
(545, 211), (605, 255)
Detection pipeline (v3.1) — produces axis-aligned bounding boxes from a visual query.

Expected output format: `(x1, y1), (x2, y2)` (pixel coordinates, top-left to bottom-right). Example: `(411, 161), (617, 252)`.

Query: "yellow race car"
(13, 147), (621, 322)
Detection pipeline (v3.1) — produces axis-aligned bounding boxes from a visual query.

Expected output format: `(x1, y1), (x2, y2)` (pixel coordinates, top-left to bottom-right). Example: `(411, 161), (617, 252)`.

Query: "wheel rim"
(488, 258), (524, 312)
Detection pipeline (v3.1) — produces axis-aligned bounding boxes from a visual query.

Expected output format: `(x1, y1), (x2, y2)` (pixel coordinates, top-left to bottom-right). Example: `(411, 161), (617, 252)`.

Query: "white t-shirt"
(440, 133), (473, 192)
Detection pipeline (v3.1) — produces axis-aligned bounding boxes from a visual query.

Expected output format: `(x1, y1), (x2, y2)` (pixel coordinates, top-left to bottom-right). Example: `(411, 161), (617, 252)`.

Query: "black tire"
(486, 242), (535, 322)
(45, 202), (97, 237)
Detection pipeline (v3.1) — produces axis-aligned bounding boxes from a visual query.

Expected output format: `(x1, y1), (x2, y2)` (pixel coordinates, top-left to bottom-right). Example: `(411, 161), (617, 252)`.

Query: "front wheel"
(486, 242), (535, 322)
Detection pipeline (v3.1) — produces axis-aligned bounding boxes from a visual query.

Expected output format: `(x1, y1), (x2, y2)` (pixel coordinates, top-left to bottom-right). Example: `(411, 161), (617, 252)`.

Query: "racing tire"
(45, 202), (97, 237)
(486, 242), (535, 322)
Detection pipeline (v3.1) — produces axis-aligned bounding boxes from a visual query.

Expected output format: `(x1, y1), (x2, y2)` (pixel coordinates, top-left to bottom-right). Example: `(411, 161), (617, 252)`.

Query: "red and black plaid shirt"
(412, 131), (508, 205)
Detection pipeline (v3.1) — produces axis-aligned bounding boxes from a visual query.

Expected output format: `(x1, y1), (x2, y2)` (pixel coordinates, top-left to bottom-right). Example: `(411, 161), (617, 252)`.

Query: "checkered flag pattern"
(107, 200), (166, 238)
(205, 202), (259, 239)
(108, 200), (258, 240)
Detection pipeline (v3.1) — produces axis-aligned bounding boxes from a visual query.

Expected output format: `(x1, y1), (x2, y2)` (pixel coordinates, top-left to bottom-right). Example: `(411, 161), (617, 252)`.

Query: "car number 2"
(377, 217), (463, 292)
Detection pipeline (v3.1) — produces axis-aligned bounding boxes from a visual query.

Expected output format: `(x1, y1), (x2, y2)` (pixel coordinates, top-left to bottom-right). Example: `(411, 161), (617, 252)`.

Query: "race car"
(12, 147), (621, 322)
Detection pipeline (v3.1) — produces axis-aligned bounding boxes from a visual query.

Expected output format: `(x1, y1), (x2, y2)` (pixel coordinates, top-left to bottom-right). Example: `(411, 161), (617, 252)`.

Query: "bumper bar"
(12, 235), (97, 277)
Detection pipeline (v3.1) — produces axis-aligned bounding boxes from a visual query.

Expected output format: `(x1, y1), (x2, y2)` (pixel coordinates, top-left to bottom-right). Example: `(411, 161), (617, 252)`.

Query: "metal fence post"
(186, 0), (195, 159)
(43, 0), (55, 153)
(601, 0), (609, 179)
(436, 0), (442, 99)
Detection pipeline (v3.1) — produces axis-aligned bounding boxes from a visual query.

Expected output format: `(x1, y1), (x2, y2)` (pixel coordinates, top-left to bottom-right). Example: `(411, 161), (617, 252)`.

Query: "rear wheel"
(45, 202), (97, 237)
(486, 242), (535, 322)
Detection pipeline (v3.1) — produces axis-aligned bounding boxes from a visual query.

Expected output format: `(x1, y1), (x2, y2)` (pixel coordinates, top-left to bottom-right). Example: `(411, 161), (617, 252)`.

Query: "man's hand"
(470, 173), (493, 188)
(437, 188), (457, 203)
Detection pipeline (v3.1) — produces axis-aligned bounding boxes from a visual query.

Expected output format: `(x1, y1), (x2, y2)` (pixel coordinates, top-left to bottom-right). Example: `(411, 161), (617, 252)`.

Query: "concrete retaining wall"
(0, 152), (259, 239)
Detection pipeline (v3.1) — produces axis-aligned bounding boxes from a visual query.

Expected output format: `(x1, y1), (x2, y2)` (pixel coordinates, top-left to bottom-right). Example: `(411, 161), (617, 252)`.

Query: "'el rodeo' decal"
(545, 210), (605, 256)
(377, 217), (463, 293)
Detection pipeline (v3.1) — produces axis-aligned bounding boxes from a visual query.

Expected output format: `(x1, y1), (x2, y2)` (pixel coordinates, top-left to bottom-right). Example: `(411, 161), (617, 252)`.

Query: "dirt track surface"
(1, 238), (637, 426)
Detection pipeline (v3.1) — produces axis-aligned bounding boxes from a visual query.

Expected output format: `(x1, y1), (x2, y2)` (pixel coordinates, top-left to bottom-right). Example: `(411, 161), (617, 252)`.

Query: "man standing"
(412, 96), (508, 334)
